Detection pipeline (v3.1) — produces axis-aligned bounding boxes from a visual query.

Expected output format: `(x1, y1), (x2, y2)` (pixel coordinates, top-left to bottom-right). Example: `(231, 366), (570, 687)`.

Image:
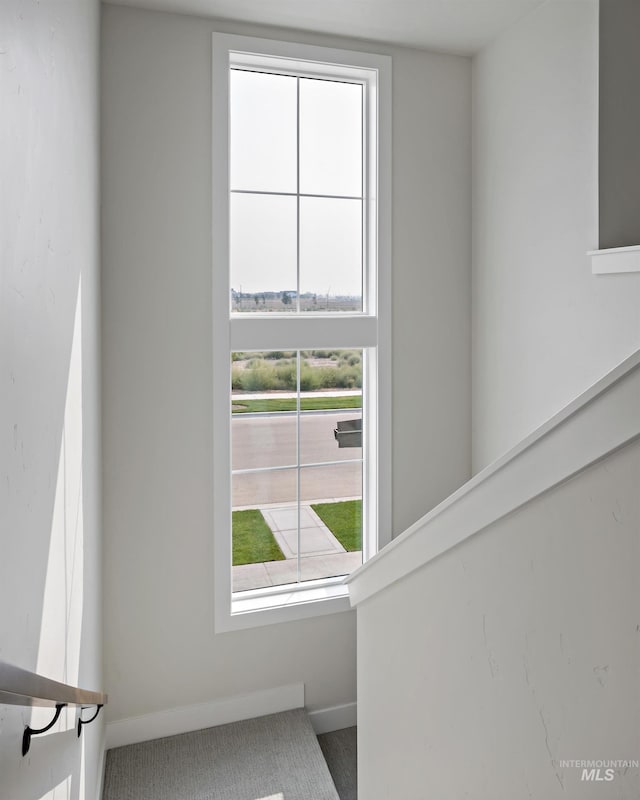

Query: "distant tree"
(254, 294), (259, 306)
(281, 291), (292, 306)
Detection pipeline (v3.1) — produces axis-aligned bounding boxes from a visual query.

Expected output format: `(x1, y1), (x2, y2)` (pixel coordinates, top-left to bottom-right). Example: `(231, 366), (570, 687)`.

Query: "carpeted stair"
(318, 726), (357, 800)
(103, 708), (341, 800)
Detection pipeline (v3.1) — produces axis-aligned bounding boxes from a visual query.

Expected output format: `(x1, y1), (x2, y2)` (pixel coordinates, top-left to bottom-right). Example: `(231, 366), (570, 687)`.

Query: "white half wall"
(101, 4), (471, 724)
(357, 437), (640, 798)
(0, 1), (103, 798)
(472, 0), (640, 470)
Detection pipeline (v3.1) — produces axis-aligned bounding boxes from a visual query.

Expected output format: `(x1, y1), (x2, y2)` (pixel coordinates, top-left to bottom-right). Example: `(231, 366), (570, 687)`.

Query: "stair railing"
(0, 660), (107, 755)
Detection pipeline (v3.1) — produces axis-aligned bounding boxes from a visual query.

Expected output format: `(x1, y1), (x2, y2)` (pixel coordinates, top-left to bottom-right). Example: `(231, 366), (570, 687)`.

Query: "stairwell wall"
(101, 4), (471, 725)
(357, 435), (640, 799)
(472, 0), (640, 471)
(0, 1), (103, 797)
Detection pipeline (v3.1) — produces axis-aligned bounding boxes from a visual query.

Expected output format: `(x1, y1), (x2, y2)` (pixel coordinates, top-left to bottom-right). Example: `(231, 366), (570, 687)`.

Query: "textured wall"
(0, 1), (103, 797)
(358, 438), (640, 798)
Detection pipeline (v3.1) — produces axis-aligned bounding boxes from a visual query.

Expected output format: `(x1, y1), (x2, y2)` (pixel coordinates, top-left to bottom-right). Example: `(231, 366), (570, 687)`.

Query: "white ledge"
(347, 349), (640, 607)
(588, 244), (640, 274)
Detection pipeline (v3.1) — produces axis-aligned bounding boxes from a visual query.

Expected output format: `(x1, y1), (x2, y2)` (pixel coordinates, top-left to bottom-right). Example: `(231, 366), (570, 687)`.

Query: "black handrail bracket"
(22, 704), (67, 756)
(77, 704), (103, 737)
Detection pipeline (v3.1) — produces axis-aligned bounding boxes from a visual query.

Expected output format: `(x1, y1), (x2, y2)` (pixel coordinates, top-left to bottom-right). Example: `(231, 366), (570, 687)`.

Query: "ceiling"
(103, 0), (547, 55)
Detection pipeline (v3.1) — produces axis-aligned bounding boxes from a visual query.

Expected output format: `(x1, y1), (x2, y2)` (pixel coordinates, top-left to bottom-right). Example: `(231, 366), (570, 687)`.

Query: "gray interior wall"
(599, 0), (640, 248)
(472, 0), (640, 471)
(0, 1), (103, 797)
(101, 3), (471, 723)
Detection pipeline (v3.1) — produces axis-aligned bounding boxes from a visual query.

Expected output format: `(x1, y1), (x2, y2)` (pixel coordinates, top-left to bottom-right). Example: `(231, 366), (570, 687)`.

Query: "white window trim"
(212, 33), (392, 632)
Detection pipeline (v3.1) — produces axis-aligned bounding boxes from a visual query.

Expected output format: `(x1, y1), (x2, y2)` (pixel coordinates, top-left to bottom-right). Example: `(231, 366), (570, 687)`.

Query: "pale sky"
(229, 69), (363, 298)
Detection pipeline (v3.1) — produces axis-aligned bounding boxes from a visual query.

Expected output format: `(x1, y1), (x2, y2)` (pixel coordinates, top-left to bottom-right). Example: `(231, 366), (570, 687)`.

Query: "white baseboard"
(308, 701), (357, 734)
(106, 682), (304, 750)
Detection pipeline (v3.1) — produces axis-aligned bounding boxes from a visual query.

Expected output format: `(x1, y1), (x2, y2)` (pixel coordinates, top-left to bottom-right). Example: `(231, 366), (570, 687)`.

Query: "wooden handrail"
(0, 660), (107, 708)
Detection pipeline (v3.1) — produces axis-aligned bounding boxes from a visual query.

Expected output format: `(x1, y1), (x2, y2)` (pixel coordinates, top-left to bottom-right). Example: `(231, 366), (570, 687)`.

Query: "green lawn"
(232, 509), (285, 566)
(311, 500), (362, 551)
(232, 395), (362, 414)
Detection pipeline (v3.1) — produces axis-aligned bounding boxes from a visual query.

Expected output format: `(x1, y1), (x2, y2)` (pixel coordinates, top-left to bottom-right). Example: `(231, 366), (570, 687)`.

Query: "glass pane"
(230, 69), (297, 193)
(300, 460), (362, 505)
(299, 78), (362, 197)
(299, 197), (362, 312)
(299, 350), (362, 464)
(231, 350), (365, 591)
(232, 352), (298, 470)
(232, 468), (297, 591)
(299, 463), (363, 581)
(231, 193), (297, 311)
(232, 466), (297, 509)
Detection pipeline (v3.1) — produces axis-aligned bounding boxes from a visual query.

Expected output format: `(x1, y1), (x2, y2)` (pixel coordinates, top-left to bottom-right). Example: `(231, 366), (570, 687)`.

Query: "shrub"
(314, 368), (339, 388)
(233, 350), (362, 392)
(275, 362), (297, 390)
(299, 366), (322, 392)
(334, 366), (362, 388)
(231, 366), (244, 390)
(264, 351), (295, 360)
(241, 366), (278, 392)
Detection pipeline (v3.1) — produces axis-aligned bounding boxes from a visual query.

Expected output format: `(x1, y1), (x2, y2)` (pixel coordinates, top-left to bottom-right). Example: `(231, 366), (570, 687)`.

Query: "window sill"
(216, 579), (352, 633)
(589, 244), (640, 274)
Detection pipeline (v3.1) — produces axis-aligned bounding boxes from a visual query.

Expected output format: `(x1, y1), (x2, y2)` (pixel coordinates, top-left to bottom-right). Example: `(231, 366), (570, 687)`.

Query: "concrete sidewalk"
(232, 390), (361, 400)
(232, 502), (362, 591)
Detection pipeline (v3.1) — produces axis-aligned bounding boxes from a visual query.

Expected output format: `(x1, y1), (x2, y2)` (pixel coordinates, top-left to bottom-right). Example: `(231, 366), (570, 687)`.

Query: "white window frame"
(212, 33), (392, 632)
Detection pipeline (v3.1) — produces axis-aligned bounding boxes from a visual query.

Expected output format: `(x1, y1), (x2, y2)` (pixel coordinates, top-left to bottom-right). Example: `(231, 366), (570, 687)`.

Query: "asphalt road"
(232, 410), (362, 507)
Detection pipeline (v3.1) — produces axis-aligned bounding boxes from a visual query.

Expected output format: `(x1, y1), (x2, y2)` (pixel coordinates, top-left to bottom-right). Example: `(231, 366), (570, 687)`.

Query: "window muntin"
(229, 67), (365, 314)
(299, 197), (362, 311)
(230, 193), (297, 307)
(299, 78), (362, 197)
(230, 70), (297, 193)
(231, 351), (363, 593)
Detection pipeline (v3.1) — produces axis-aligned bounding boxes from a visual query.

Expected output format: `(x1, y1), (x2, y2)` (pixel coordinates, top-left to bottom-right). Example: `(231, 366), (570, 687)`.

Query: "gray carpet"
(317, 727), (357, 800)
(103, 709), (340, 800)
